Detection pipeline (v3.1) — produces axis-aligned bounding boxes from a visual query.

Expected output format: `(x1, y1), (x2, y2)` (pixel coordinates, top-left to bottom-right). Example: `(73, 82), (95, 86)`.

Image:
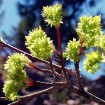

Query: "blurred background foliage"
(0, 0), (105, 105)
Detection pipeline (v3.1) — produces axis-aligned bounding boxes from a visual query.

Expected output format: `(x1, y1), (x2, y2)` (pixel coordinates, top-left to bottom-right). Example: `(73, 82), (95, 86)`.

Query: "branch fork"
(0, 30), (105, 105)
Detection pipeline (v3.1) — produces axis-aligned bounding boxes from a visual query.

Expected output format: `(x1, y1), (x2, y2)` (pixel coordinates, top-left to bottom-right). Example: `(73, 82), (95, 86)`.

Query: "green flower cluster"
(63, 38), (80, 62)
(42, 3), (63, 27)
(76, 16), (102, 48)
(3, 53), (29, 101)
(84, 51), (102, 74)
(25, 27), (55, 60)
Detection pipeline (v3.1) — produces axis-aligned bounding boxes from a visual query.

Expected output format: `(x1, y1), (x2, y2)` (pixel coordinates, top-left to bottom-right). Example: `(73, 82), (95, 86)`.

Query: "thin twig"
(52, 57), (61, 63)
(20, 86), (54, 100)
(54, 50), (61, 58)
(32, 81), (65, 88)
(8, 86), (55, 105)
(0, 97), (6, 101)
(28, 61), (63, 78)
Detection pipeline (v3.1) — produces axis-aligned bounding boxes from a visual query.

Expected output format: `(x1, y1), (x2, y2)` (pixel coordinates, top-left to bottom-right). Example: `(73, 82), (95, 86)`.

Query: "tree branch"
(1, 81), (105, 105)
(0, 41), (76, 78)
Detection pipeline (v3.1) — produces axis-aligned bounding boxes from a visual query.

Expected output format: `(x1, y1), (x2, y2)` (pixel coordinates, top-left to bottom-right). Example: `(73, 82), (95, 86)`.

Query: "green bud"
(84, 51), (102, 74)
(3, 80), (26, 101)
(76, 16), (102, 48)
(42, 3), (63, 27)
(63, 38), (80, 62)
(25, 26), (46, 46)
(4, 53), (29, 81)
(25, 27), (55, 60)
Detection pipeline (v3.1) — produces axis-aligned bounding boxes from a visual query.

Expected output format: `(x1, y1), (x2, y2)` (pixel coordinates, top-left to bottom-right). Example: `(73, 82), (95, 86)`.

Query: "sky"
(0, 0), (105, 80)
(0, 0), (20, 35)
(82, 0), (105, 16)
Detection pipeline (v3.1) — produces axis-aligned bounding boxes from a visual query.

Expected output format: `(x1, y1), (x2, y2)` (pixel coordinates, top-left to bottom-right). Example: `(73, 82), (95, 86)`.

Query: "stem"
(56, 26), (62, 54)
(74, 62), (84, 90)
(55, 26), (70, 85)
(74, 37), (84, 89)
